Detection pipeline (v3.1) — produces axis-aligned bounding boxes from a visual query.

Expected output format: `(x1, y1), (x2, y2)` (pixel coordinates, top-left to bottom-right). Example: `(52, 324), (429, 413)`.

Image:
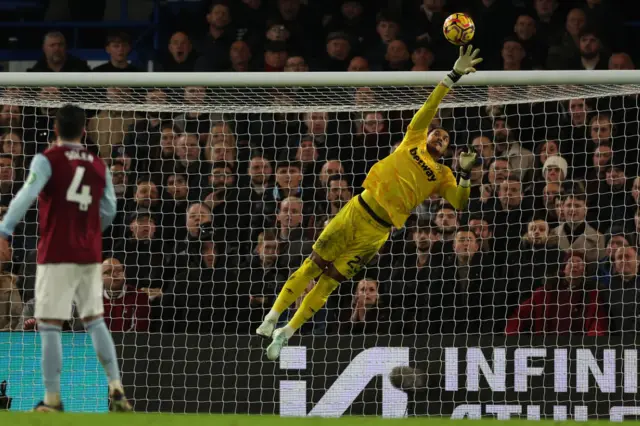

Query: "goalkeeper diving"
(257, 46), (483, 360)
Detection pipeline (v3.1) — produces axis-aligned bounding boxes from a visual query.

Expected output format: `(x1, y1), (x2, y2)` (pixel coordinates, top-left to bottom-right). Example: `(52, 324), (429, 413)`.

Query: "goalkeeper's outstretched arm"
(408, 45), (483, 132)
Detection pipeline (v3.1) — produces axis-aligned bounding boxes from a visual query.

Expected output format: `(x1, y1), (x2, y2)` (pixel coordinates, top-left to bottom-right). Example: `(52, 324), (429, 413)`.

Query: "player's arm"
(441, 151), (479, 210)
(404, 46), (482, 140)
(100, 167), (117, 231)
(0, 154), (52, 239)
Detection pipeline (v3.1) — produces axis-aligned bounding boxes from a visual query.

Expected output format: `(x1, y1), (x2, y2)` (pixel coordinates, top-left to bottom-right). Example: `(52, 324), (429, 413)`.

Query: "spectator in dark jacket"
(28, 32), (90, 72)
(93, 32), (141, 72)
(602, 245), (640, 334)
(337, 278), (390, 335)
(597, 226), (632, 288)
(156, 31), (198, 72)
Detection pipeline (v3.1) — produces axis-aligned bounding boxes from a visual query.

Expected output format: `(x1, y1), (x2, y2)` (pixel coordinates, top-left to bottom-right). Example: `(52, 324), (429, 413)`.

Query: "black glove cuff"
(448, 69), (462, 83)
(458, 169), (471, 180)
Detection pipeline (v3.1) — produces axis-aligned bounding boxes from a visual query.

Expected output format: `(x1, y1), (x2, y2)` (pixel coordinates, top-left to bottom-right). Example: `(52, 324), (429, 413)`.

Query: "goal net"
(1, 71), (640, 419)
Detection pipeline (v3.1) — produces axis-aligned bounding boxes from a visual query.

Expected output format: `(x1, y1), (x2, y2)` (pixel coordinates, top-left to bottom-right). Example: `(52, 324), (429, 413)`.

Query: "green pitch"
(1, 413), (639, 426)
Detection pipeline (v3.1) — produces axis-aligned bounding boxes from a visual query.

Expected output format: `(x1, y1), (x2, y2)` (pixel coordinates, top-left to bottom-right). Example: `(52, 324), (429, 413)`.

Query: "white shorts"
(35, 263), (104, 320)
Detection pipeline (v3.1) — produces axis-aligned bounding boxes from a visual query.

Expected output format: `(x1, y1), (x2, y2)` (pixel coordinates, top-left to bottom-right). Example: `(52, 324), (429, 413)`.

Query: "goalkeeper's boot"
(109, 389), (133, 412)
(266, 328), (289, 361)
(34, 401), (64, 412)
(389, 366), (428, 393)
(256, 319), (276, 339)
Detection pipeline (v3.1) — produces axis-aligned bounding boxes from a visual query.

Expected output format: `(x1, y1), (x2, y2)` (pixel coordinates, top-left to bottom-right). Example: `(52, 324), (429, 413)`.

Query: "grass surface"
(2, 413), (640, 426)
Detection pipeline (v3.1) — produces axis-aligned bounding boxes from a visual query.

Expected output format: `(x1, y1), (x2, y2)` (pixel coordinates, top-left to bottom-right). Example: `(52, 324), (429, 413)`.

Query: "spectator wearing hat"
(542, 154), (568, 185)
(264, 41), (289, 72)
(570, 26), (610, 70)
(93, 32), (141, 72)
(322, 31), (353, 71)
(597, 226), (632, 288)
(156, 31), (198, 72)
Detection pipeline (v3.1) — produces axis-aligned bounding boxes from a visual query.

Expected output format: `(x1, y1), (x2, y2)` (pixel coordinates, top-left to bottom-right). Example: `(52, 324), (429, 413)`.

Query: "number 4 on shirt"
(66, 166), (93, 211)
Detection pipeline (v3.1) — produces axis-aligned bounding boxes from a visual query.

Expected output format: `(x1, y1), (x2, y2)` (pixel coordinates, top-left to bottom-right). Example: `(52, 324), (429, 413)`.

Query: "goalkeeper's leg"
(265, 266), (344, 360)
(256, 253), (327, 339)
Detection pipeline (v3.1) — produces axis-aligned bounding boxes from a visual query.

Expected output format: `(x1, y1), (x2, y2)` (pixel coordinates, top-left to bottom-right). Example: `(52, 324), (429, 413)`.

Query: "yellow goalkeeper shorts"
(313, 195), (391, 279)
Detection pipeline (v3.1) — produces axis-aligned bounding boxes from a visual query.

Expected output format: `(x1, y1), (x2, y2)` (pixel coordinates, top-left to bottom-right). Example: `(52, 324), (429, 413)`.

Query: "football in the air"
(443, 13), (475, 46)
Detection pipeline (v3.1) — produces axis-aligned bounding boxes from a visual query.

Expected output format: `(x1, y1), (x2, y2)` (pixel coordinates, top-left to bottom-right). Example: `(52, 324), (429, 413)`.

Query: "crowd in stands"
(1, 0), (640, 337)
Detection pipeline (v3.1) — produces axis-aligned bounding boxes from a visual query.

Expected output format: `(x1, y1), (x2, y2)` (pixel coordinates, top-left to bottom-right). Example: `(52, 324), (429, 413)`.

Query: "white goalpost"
(1, 71), (640, 418)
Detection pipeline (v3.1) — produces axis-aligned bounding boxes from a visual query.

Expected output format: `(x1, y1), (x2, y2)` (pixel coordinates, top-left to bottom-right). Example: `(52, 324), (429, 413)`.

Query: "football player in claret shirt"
(0, 104), (132, 412)
(257, 46), (483, 360)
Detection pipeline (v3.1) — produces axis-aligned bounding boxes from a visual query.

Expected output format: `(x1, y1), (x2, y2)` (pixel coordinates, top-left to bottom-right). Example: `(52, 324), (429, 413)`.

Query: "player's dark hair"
(55, 104), (86, 141)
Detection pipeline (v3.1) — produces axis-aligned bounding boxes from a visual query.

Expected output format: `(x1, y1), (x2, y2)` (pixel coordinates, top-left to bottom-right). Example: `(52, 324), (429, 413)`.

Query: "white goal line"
(1, 70), (640, 87)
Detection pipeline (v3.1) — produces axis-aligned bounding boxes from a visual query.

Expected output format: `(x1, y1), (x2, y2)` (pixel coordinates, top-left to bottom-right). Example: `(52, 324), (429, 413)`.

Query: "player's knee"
(81, 314), (103, 324)
(309, 251), (330, 270)
(38, 319), (64, 328)
(325, 265), (346, 283)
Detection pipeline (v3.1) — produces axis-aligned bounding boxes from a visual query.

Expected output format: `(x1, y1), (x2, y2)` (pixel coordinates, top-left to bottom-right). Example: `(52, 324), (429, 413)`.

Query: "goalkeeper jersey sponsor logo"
(409, 147), (437, 182)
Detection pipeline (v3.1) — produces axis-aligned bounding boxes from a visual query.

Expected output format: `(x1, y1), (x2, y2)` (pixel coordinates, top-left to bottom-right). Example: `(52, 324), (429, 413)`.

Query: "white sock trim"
(264, 309), (280, 323)
(44, 392), (60, 406)
(282, 325), (296, 339)
(108, 380), (123, 394)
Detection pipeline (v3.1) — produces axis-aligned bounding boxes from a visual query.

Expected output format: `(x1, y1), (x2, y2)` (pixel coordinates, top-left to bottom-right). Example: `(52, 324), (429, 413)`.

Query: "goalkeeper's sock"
(266, 257), (324, 322)
(286, 274), (340, 335)
(39, 322), (62, 407)
(86, 317), (123, 393)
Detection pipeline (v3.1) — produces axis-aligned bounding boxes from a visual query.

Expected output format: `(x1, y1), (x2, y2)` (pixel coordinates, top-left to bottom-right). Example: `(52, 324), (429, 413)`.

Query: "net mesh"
(1, 82), (640, 418)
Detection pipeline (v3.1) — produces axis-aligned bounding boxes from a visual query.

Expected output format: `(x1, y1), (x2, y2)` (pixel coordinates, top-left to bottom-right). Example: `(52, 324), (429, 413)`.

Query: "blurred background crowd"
(1, 0), (640, 337)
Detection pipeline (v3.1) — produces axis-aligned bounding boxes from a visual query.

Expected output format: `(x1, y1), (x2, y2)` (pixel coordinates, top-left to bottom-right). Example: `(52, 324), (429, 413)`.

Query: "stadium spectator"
(560, 98), (591, 179)
(499, 36), (529, 71)
(0, 105), (22, 133)
(492, 116), (534, 181)
(491, 177), (534, 255)
(28, 32), (90, 72)
(93, 32), (140, 72)
(87, 88), (136, 159)
(506, 219), (562, 303)
(272, 0), (322, 56)
(539, 182), (563, 228)
(274, 196), (313, 270)
(550, 189), (605, 263)
(339, 278), (390, 335)
(0, 155), (17, 206)
(512, 12), (546, 68)
(347, 56), (370, 71)
(383, 40), (411, 71)
(0, 266), (20, 331)
(229, 40), (253, 72)
(284, 55), (309, 72)
(324, 0), (370, 54)
(597, 225), (631, 288)
(570, 27), (609, 70)
(608, 52), (635, 70)
(194, 1), (236, 72)
(411, 40), (435, 70)
(156, 31), (198, 72)
(366, 11), (401, 68)
(546, 7), (586, 70)
(541, 154), (568, 185)
(602, 245), (640, 333)
(323, 32), (353, 71)
(102, 258), (150, 332)
(423, 228), (496, 334)
(505, 252), (606, 335)
(315, 175), (353, 233)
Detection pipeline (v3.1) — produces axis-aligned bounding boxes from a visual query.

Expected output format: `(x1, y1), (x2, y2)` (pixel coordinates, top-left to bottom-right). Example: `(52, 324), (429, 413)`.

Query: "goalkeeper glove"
(458, 151), (479, 182)
(445, 45), (483, 86)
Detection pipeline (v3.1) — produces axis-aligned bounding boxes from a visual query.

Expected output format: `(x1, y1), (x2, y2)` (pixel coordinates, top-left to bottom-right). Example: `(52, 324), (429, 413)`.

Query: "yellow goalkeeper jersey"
(362, 83), (468, 229)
